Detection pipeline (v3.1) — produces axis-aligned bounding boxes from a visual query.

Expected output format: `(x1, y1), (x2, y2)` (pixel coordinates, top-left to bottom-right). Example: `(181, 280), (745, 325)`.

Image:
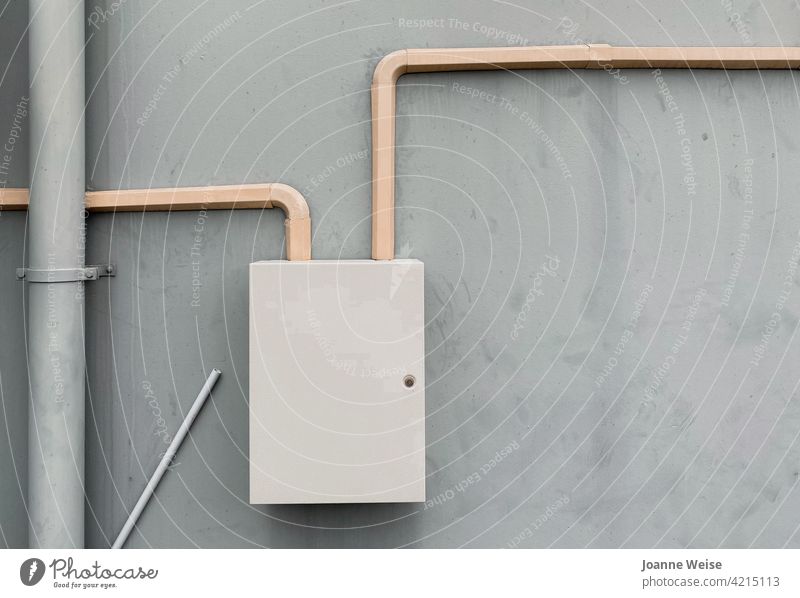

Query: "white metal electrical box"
(249, 259), (425, 504)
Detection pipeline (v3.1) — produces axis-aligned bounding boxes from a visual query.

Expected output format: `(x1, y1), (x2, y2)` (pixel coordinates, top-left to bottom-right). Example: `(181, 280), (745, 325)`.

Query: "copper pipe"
(371, 44), (800, 259)
(0, 188), (28, 210)
(2, 183), (311, 261)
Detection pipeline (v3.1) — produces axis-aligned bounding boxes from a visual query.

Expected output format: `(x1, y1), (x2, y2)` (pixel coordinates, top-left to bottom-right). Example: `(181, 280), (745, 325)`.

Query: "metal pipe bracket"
(16, 264), (116, 283)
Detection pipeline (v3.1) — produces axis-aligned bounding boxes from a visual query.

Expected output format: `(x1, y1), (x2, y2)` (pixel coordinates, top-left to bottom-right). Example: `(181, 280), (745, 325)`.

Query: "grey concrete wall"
(3, 0), (800, 547)
(0, 0), (28, 550)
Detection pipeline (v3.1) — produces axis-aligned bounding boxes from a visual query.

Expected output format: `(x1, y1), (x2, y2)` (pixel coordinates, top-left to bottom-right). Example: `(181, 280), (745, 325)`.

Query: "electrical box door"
(249, 259), (425, 504)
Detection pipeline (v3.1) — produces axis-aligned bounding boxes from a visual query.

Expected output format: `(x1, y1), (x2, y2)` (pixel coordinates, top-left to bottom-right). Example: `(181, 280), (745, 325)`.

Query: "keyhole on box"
(403, 375), (416, 389)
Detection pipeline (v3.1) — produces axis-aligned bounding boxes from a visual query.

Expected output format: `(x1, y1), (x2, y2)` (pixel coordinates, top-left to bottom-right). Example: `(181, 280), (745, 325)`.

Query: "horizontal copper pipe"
(0, 187), (27, 210)
(1, 183), (311, 261)
(371, 44), (800, 259)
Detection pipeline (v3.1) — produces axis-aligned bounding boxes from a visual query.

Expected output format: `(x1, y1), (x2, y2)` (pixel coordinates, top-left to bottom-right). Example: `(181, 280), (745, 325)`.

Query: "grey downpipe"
(26, 0), (86, 548)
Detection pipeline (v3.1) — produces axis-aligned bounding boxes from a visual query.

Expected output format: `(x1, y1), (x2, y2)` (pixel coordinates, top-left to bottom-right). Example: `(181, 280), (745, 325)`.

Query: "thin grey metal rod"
(27, 0), (86, 549)
(112, 369), (222, 549)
